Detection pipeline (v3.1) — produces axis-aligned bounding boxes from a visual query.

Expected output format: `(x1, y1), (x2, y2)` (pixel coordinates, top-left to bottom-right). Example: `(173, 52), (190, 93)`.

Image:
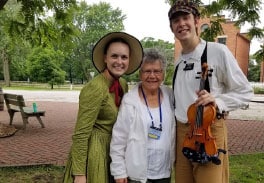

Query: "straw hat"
(168, 0), (200, 19)
(92, 32), (143, 75)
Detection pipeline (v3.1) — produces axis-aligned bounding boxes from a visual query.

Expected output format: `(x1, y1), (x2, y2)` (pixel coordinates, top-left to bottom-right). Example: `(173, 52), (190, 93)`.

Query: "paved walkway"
(0, 102), (77, 167)
(0, 90), (263, 167)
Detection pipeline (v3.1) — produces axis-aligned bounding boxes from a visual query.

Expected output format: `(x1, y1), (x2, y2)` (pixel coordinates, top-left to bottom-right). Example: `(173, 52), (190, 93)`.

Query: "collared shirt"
(174, 39), (253, 123)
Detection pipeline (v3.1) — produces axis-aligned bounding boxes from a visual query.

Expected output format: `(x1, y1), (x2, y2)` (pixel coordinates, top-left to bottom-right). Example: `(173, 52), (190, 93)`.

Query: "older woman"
(110, 49), (176, 183)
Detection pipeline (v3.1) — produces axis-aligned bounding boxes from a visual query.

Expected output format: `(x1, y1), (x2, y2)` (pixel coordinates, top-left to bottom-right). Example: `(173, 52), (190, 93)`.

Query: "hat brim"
(169, 9), (192, 19)
(92, 32), (143, 75)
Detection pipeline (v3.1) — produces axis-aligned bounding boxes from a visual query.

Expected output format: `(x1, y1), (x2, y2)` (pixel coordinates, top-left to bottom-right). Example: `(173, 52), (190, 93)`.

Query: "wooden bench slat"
(6, 99), (25, 107)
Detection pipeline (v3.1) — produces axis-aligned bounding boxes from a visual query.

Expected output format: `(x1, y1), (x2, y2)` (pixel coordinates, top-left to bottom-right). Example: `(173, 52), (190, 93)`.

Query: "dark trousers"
(128, 177), (171, 183)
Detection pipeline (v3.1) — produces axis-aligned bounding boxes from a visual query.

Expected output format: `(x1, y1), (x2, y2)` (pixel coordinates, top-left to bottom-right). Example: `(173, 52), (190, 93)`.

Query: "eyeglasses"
(141, 69), (163, 76)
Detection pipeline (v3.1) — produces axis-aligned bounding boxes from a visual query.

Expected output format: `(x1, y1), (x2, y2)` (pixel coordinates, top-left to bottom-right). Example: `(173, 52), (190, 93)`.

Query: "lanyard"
(140, 86), (162, 130)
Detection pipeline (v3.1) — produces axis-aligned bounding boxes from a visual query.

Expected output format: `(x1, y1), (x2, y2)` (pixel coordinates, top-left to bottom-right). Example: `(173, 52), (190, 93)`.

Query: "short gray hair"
(141, 48), (167, 71)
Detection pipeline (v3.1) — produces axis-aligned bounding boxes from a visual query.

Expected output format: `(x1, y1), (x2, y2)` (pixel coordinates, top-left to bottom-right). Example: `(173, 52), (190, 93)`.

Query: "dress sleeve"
(71, 81), (104, 175)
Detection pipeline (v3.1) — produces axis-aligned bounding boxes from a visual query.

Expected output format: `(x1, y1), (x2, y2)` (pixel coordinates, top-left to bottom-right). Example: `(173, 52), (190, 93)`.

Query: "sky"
(86, 0), (263, 54)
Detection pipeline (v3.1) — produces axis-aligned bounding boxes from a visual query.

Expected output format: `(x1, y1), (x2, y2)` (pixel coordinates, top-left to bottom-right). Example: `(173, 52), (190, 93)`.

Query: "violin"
(182, 63), (225, 165)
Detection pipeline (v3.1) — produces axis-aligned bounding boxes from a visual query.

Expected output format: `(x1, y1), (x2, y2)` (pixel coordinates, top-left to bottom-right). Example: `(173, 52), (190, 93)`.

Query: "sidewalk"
(0, 91), (263, 167)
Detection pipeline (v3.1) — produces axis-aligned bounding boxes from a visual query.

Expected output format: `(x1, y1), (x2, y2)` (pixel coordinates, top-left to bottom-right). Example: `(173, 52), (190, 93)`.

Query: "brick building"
(173, 16), (251, 76)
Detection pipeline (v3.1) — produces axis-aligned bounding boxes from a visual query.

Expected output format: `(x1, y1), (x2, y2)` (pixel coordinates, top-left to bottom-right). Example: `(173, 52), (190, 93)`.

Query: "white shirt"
(174, 39), (253, 123)
(146, 104), (171, 179)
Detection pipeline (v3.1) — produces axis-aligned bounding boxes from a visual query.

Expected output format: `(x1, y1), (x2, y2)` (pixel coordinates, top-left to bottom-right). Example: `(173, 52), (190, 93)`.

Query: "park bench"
(3, 93), (45, 129)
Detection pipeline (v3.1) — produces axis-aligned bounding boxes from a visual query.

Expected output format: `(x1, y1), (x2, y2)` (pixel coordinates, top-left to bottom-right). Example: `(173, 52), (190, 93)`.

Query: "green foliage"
(123, 70), (140, 83)
(164, 62), (174, 86)
(200, 17), (225, 41)
(248, 59), (260, 82)
(220, 0), (261, 27)
(0, 1), (32, 84)
(0, 0), (128, 85)
(7, 0), (77, 46)
(247, 27), (264, 41)
(9, 39), (31, 81)
(26, 47), (66, 89)
(66, 1), (126, 82)
(253, 45), (264, 64)
(0, 0), (77, 86)
(0, 1), (24, 52)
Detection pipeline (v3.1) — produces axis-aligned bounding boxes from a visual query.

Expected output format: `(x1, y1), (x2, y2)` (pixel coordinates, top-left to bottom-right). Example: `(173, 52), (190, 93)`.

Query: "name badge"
(148, 126), (161, 140)
(183, 63), (194, 71)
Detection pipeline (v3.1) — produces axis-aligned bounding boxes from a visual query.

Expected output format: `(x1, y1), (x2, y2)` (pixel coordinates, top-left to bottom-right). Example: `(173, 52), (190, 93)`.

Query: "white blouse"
(141, 99), (172, 179)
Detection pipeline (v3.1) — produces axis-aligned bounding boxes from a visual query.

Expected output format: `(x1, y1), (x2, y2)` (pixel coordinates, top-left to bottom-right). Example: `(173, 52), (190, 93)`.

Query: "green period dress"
(63, 74), (128, 183)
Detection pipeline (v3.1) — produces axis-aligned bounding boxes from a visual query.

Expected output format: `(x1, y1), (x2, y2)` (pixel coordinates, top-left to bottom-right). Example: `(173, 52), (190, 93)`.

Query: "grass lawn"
(0, 153), (263, 183)
(229, 153), (264, 183)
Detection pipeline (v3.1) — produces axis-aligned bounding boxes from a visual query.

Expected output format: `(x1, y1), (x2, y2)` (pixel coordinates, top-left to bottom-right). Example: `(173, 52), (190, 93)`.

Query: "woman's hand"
(74, 175), (86, 183)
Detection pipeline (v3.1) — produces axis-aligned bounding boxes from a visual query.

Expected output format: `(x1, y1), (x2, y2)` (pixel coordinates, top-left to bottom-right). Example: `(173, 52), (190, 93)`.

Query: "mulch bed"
(0, 123), (18, 138)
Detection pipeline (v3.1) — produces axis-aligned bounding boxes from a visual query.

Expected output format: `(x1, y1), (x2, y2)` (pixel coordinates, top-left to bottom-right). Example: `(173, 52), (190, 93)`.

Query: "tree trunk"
(1, 49), (11, 87)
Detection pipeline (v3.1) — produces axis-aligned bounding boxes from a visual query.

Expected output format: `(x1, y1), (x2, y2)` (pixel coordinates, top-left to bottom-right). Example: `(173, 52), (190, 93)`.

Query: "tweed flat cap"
(168, 0), (200, 19)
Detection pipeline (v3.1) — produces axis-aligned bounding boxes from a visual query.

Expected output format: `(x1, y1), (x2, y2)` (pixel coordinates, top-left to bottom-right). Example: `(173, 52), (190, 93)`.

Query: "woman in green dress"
(63, 32), (143, 183)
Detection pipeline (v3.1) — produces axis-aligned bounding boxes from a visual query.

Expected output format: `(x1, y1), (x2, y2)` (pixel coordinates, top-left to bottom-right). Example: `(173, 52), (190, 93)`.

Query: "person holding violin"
(168, 1), (253, 183)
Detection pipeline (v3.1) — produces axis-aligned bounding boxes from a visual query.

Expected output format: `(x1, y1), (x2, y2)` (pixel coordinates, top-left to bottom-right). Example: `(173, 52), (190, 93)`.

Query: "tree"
(254, 44), (264, 64)
(0, 1), (24, 86)
(8, 40), (31, 81)
(0, 0), (77, 86)
(131, 37), (175, 85)
(248, 58), (260, 82)
(1, 0), (77, 45)
(67, 1), (125, 82)
(0, 0), (127, 86)
(249, 43), (264, 82)
(26, 47), (66, 89)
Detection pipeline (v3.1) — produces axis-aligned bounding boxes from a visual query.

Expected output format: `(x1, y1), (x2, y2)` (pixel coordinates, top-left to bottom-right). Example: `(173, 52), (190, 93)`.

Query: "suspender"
(201, 43), (210, 92)
(172, 42), (210, 92)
